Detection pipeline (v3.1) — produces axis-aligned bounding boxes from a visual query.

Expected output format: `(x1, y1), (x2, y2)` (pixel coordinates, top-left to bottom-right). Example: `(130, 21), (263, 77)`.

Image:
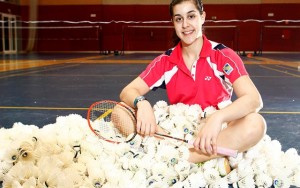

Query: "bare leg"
(113, 103), (266, 163)
(188, 112), (266, 163)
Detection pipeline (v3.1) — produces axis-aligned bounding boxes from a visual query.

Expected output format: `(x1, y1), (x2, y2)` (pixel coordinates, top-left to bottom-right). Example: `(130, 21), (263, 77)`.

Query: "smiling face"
(171, 0), (205, 46)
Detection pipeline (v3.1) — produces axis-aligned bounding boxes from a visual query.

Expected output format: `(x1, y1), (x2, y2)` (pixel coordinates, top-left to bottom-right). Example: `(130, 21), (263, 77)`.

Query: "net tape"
(0, 19), (300, 25)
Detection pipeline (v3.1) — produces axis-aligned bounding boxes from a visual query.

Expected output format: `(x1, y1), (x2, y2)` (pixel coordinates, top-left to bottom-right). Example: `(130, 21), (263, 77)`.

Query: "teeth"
(183, 31), (193, 35)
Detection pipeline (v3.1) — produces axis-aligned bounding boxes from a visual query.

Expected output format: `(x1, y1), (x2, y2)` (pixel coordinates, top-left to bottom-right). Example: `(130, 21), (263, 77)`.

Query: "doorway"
(1, 13), (17, 54)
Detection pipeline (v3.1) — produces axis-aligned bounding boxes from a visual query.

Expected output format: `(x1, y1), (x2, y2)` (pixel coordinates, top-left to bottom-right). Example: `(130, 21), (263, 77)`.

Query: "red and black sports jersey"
(140, 35), (248, 109)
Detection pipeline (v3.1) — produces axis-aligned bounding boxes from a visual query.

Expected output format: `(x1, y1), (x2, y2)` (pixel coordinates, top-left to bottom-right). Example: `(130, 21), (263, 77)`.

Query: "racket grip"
(187, 140), (238, 158)
(217, 147), (238, 158)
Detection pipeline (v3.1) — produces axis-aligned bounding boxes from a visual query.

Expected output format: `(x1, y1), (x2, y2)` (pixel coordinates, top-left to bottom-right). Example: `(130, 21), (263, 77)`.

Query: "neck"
(181, 37), (203, 71)
(181, 36), (203, 59)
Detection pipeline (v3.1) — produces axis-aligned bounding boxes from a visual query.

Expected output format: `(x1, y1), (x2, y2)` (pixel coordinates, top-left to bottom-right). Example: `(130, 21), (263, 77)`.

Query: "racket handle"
(217, 147), (238, 158)
(187, 140), (238, 158)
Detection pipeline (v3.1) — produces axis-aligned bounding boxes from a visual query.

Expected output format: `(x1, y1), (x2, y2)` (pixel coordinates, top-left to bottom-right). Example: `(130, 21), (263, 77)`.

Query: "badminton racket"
(87, 100), (238, 158)
(87, 100), (137, 144)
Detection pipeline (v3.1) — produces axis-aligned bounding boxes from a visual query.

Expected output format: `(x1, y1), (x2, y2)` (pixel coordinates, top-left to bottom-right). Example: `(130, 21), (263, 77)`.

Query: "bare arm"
(194, 75), (263, 155)
(120, 77), (150, 108)
(214, 75), (263, 123)
(120, 77), (157, 136)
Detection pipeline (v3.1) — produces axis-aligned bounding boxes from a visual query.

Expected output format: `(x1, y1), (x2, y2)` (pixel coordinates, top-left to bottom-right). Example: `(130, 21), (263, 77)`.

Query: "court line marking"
(0, 64), (80, 79)
(1, 63), (297, 79)
(0, 106), (299, 115)
(275, 65), (300, 72)
(259, 111), (300, 115)
(0, 55), (103, 72)
(249, 76), (295, 78)
(9, 73), (295, 78)
(259, 65), (300, 78)
(1, 55), (298, 73)
(15, 74), (138, 77)
(65, 59), (152, 64)
(253, 56), (300, 68)
(0, 106), (87, 110)
(0, 60), (66, 73)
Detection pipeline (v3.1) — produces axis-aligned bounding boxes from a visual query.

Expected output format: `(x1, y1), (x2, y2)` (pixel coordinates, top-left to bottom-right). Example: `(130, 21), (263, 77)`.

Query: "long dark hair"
(169, 0), (204, 46)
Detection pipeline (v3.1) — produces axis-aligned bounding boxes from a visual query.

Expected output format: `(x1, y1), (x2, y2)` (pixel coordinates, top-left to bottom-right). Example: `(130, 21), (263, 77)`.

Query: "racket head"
(87, 100), (137, 144)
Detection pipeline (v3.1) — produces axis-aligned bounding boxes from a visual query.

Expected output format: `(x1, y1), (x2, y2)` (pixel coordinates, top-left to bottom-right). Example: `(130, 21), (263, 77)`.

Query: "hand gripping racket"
(87, 100), (238, 158)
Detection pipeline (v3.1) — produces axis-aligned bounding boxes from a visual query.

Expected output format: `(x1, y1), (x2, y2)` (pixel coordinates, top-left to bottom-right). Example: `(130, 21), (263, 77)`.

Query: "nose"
(182, 19), (189, 28)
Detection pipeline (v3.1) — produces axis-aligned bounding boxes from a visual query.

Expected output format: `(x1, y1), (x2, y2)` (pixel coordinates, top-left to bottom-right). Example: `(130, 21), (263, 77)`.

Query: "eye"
(188, 14), (196, 20)
(174, 17), (183, 23)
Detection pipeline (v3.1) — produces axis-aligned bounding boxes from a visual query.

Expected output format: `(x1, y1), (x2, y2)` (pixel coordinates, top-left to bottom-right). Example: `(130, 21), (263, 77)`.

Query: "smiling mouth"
(183, 30), (194, 35)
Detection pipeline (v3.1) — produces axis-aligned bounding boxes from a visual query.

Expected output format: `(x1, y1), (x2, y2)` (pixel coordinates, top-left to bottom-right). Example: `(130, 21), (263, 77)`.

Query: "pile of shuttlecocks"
(0, 101), (299, 188)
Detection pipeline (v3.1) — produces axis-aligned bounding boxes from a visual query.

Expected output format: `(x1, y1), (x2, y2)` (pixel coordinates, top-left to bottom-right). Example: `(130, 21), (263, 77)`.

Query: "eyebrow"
(174, 10), (197, 17)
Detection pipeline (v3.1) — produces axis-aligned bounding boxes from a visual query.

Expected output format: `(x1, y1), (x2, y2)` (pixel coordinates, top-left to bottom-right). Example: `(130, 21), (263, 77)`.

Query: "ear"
(201, 11), (206, 19)
(200, 11), (206, 24)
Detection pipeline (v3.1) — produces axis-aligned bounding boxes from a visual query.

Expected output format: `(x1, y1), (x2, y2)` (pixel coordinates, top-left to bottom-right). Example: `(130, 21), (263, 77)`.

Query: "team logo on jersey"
(223, 63), (234, 75)
(205, 76), (212, 81)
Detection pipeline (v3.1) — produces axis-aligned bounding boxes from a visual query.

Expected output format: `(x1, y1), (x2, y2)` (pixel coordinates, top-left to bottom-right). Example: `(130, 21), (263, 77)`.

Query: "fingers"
(136, 119), (142, 134)
(136, 120), (157, 137)
(211, 137), (217, 155)
(135, 101), (157, 137)
(194, 116), (221, 155)
(193, 136), (217, 156)
(150, 122), (156, 136)
(205, 137), (213, 155)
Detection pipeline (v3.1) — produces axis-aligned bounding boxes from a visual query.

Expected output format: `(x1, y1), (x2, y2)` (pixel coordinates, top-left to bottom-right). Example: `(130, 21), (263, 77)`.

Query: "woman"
(120, 0), (266, 163)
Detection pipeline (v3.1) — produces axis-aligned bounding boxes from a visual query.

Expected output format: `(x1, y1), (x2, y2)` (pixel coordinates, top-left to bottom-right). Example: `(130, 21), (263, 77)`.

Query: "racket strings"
(111, 103), (137, 141)
(88, 101), (137, 143)
(91, 103), (114, 134)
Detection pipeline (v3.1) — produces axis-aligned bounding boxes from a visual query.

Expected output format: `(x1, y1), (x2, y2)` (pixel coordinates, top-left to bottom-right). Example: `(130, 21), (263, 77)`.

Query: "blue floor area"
(0, 53), (299, 154)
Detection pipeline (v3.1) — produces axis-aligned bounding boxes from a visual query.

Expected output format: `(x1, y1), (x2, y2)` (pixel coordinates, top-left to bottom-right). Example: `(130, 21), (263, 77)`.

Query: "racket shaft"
(154, 132), (188, 142)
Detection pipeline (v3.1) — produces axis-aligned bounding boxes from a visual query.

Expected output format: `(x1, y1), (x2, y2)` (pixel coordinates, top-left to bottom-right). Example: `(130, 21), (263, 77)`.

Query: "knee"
(244, 113), (266, 140)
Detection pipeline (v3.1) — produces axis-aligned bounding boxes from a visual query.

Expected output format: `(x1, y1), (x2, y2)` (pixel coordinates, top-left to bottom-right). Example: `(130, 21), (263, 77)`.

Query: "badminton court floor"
(0, 52), (299, 152)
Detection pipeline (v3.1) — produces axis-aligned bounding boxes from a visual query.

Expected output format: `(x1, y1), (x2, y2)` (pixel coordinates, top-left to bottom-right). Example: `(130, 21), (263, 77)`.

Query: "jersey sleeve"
(218, 48), (248, 84)
(139, 54), (168, 91)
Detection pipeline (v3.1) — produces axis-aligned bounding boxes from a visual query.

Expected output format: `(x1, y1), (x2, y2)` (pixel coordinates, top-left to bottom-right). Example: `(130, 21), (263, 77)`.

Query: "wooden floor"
(1, 52), (300, 72)
(0, 52), (299, 152)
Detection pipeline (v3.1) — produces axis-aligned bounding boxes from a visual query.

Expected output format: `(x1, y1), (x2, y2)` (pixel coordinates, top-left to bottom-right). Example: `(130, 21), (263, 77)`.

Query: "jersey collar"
(169, 35), (211, 65)
(200, 35), (212, 58)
